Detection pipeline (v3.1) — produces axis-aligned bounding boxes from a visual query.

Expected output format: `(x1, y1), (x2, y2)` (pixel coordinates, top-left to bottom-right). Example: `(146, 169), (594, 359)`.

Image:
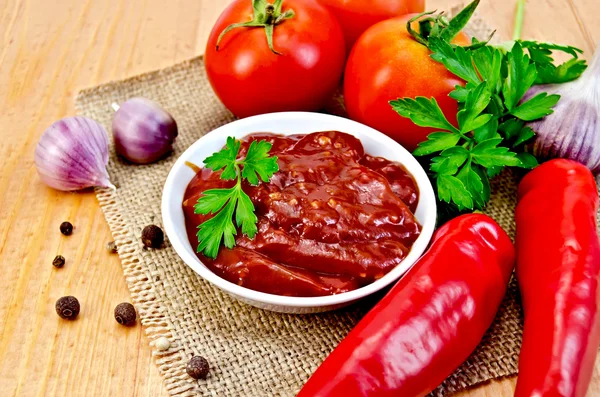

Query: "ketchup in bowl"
(183, 131), (421, 297)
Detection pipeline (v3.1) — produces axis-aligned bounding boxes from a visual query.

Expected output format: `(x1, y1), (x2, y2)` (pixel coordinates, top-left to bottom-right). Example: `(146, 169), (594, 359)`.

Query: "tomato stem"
(215, 0), (295, 55)
(406, 0), (482, 49)
(265, 4), (276, 23)
(406, 10), (437, 46)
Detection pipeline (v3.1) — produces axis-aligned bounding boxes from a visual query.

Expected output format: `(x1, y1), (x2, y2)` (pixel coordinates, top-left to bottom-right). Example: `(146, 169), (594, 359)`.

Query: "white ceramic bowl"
(162, 112), (436, 313)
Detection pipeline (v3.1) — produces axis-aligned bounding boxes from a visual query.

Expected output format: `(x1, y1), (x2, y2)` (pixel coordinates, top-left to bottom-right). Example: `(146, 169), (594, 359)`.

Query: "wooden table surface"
(1, 0), (599, 396)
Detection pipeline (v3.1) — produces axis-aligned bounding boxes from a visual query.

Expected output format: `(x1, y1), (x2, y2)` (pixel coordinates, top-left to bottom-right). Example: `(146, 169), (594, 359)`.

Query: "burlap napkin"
(75, 8), (522, 397)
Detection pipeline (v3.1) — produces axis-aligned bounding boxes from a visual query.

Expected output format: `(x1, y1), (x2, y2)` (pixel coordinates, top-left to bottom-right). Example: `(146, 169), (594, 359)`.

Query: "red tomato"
(205, 0), (346, 118)
(318, 0), (424, 50)
(344, 15), (470, 152)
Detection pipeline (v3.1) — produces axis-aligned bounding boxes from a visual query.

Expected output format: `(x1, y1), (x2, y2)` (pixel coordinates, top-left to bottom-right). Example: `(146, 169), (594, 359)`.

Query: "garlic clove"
(112, 97), (178, 164)
(35, 116), (115, 191)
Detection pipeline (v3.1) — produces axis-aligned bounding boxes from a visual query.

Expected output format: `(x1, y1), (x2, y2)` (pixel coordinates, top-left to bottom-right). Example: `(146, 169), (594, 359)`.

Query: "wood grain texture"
(0, 0), (598, 396)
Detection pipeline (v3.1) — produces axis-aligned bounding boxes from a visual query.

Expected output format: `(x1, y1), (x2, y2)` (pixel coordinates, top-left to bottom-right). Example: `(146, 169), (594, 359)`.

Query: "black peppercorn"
(114, 302), (136, 326)
(52, 255), (65, 268)
(141, 225), (164, 248)
(106, 241), (118, 254)
(60, 221), (73, 236)
(55, 296), (80, 320)
(186, 356), (210, 380)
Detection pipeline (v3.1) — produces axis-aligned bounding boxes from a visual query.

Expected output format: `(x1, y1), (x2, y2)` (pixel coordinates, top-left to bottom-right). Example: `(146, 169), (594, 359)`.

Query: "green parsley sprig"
(194, 137), (279, 258)
(391, 0), (586, 213)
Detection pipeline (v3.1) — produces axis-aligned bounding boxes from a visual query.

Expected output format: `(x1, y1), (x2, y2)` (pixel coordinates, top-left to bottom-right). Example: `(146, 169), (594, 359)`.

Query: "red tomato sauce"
(183, 131), (421, 297)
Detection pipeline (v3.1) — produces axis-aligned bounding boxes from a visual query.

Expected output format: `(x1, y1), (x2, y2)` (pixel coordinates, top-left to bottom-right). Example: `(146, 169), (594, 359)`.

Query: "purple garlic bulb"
(112, 97), (178, 164)
(35, 116), (114, 191)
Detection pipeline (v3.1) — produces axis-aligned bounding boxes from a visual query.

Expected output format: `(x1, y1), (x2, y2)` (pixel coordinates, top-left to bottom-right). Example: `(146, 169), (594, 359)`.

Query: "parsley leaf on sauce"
(194, 137), (278, 259)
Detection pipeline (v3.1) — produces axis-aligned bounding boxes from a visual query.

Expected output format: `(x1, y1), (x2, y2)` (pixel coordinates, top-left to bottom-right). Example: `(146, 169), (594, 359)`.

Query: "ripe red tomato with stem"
(205, 0), (346, 118)
(317, 0), (425, 51)
(344, 15), (470, 152)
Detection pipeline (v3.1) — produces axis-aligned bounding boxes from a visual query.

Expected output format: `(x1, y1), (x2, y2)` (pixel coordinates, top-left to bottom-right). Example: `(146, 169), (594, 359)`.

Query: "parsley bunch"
(194, 137), (279, 258)
(391, 0), (586, 212)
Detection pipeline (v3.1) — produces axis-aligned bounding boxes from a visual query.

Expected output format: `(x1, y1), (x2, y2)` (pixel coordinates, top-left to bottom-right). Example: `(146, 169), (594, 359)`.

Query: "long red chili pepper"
(297, 213), (515, 397)
(515, 159), (600, 397)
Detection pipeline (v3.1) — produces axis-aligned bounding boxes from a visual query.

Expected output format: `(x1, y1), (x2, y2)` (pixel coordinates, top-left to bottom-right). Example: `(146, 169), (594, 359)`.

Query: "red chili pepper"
(297, 214), (515, 397)
(515, 159), (600, 397)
